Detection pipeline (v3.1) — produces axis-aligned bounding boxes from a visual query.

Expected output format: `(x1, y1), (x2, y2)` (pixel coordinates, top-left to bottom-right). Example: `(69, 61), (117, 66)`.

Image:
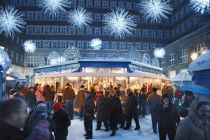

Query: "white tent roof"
(9, 71), (26, 79)
(189, 50), (210, 72)
(171, 71), (192, 82)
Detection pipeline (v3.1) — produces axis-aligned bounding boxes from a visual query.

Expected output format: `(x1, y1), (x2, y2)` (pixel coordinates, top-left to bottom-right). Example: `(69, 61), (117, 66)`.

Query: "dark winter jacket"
(52, 109), (70, 132)
(148, 93), (161, 113)
(139, 92), (147, 105)
(25, 92), (37, 109)
(157, 104), (180, 128)
(63, 87), (75, 101)
(76, 89), (86, 107)
(125, 93), (138, 114)
(43, 90), (54, 101)
(108, 96), (122, 117)
(84, 95), (95, 119)
(24, 110), (56, 139)
(175, 100), (210, 140)
(0, 121), (26, 140)
(97, 96), (109, 118)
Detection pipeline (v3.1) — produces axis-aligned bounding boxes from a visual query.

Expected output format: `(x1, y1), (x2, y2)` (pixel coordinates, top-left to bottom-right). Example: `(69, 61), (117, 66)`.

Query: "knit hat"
(36, 103), (47, 112)
(53, 102), (62, 110)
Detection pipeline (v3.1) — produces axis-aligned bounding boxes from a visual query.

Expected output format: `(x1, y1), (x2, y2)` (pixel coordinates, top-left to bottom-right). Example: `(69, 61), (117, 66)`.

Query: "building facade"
(9, 0), (171, 68)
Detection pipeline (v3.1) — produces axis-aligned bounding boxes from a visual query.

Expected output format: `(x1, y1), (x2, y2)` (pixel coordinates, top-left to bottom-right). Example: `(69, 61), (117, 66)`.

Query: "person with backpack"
(24, 102), (56, 140)
(52, 102), (71, 140)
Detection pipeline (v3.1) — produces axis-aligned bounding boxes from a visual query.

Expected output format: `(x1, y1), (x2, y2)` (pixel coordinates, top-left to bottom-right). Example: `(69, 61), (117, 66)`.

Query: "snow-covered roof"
(9, 71), (26, 79)
(171, 71), (192, 82)
(189, 50), (210, 72)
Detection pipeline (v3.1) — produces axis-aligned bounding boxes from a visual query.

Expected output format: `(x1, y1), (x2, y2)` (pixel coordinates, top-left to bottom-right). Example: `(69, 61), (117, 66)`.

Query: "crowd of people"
(0, 83), (209, 140)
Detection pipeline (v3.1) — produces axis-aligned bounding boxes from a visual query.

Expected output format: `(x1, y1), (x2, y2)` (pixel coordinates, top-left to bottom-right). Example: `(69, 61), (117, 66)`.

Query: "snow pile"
(171, 71), (192, 82)
(68, 116), (160, 140)
(189, 50), (210, 72)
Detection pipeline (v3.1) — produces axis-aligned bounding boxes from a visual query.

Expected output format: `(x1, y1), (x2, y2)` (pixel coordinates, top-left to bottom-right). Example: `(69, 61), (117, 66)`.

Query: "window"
(170, 53), (175, 66)
(35, 26), (42, 34)
(161, 61), (165, 68)
(95, 0), (101, 7)
(43, 41), (50, 48)
(60, 41), (66, 48)
(119, 42), (126, 50)
(27, 56), (40, 67)
(10, 51), (14, 61)
(181, 49), (188, 63)
(142, 43), (148, 50)
(103, 1), (108, 8)
(94, 28), (101, 35)
(119, 2), (124, 9)
(143, 30), (148, 37)
(26, 26), (33, 34)
(35, 12), (42, 20)
(69, 41), (75, 47)
(103, 42), (109, 48)
(15, 53), (19, 63)
(95, 14), (101, 21)
(112, 42), (118, 49)
(78, 0), (84, 7)
(69, 27), (75, 35)
(86, 27), (92, 35)
(110, 1), (116, 8)
(43, 26), (50, 35)
(87, 0), (92, 7)
(135, 43), (141, 50)
(52, 41), (57, 48)
(78, 28), (84, 35)
(126, 2), (132, 9)
(103, 28), (109, 35)
(61, 26), (67, 34)
(149, 30), (156, 38)
(35, 40), (42, 48)
(78, 41), (83, 49)
(52, 26), (59, 34)
(168, 70), (176, 79)
(128, 43), (133, 49)
(27, 12), (34, 19)
(20, 55), (24, 64)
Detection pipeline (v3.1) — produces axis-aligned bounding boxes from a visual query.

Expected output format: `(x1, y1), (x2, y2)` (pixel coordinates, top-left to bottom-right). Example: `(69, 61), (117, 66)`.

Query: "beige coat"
(76, 89), (86, 107)
(175, 100), (210, 140)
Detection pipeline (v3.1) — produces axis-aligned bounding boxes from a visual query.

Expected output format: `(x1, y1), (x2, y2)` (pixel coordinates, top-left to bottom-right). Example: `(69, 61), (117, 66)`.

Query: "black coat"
(139, 92), (147, 105)
(52, 109), (71, 132)
(108, 96), (122, 117)
(125, 93), (138, 114)
(97, 96), (109, 118)
(0, 121), (26, 140)
(157, 104), (180, 128)
(84, 95), (95, 119)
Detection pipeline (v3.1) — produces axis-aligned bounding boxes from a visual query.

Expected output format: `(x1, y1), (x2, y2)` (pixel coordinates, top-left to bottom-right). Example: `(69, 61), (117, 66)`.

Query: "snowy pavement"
(68, 115), (160, 140)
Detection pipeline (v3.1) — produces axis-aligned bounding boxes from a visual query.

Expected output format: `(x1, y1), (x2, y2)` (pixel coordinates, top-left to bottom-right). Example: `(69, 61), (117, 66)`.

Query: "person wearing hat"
(175, 95), (210, 140)
(157, 94), (180, 140)
(52, 102), (71, 140)
(83, 91), (95, 139)
(148, 87), (162, 133)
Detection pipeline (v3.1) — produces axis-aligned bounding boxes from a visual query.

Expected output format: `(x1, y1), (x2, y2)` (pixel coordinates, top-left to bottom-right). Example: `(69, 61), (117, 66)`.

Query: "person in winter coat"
(63, 83), (76, 120)
(76, 85), (86, 120)
(124, 88), (140, 130)
(83, 91), (95, 139)
(119, 90), (127, 128)
(35, 84), (45, 102)
(24, 102), (56, 140)
(43, 85), (55, 112)
(96, 92), (109, 131)
(108, 90), (122, 136)
(25, 87), (37, 111)
(139, 88), (148, 117)
(0, 98), (28, 140)
(52, 102), (71, 140)
(148, 87), (162, 133)
(157, 94), (180, 140)
(175, 97), (210, 140)
(180, 91), (194, 117)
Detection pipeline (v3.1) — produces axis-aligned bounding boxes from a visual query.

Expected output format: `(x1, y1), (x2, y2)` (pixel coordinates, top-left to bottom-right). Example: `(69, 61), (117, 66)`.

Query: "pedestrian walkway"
(68, 116), (160, 140)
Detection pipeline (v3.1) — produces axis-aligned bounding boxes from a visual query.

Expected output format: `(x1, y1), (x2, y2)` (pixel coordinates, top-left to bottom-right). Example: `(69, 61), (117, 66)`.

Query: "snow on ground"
(68, 115), (160, 140)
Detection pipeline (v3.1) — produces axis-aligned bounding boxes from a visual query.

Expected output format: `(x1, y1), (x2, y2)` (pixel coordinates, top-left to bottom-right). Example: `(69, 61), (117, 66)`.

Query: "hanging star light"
(0, 6), (26, 38)
(90, 38), (102, 50)
(139, 0), (173, 23)
(37, 0), (69, 14)
(154, 48), (166, 58)
(23, 40), (37, 53)
(67, 7), (92, 28)
(103, 9), (136, 39)
(190, 0), (210, 14)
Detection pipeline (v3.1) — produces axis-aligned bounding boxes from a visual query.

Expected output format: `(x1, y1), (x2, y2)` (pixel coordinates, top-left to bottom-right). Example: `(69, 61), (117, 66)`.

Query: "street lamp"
(191, 51), (198, 61)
